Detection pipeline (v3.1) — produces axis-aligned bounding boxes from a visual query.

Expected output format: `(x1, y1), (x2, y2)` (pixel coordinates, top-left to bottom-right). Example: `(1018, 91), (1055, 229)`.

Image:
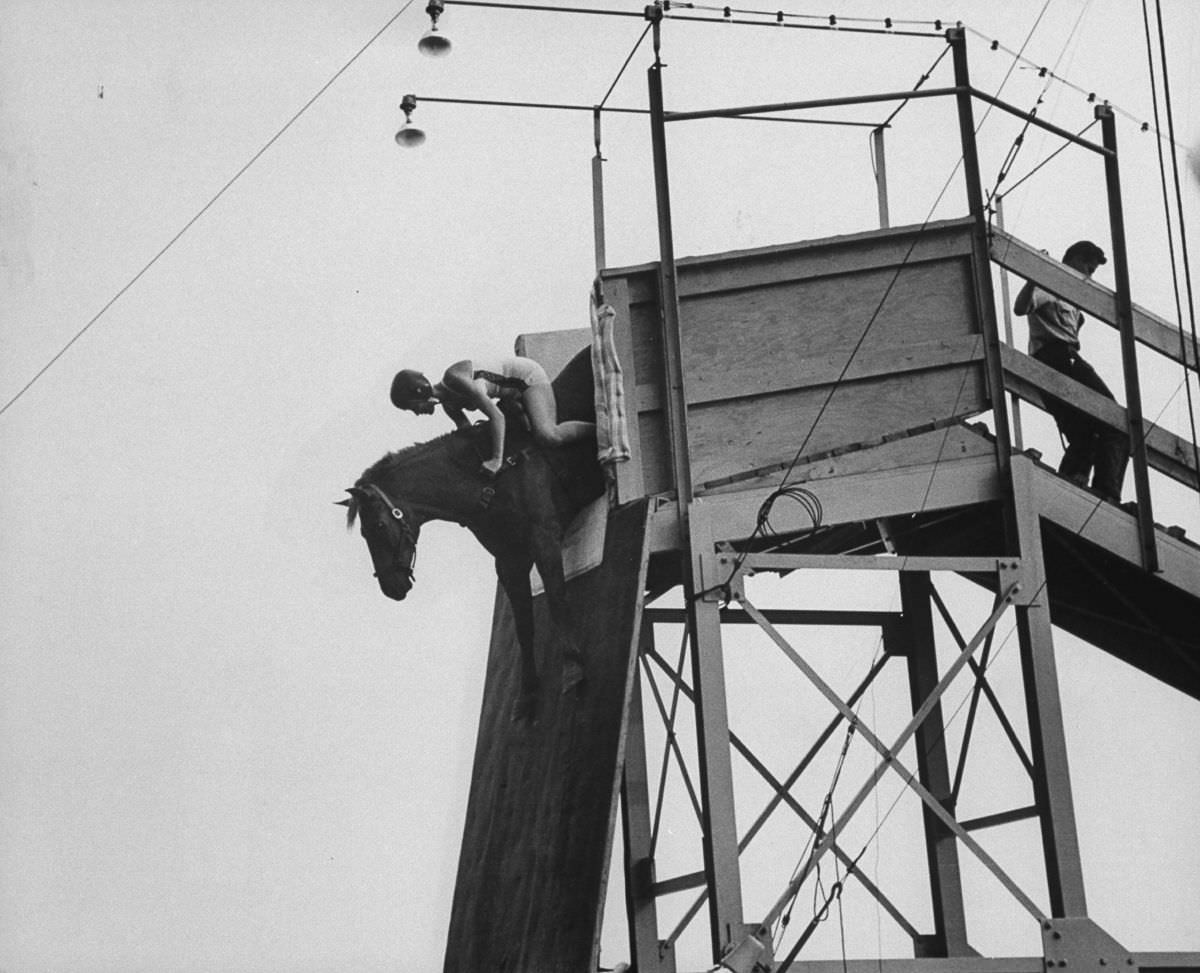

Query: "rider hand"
(481, 457), (503, 478)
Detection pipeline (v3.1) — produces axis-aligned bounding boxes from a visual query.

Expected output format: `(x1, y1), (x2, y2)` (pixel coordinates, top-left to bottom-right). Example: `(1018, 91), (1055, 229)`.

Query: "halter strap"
(473, 368), (528, 392)
(365, 483), (405, 522)
(362, 482), (417, 581)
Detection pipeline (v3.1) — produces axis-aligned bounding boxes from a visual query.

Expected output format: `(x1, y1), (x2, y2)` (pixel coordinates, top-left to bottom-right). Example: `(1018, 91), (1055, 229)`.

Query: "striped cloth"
(589, 288), (631, 466)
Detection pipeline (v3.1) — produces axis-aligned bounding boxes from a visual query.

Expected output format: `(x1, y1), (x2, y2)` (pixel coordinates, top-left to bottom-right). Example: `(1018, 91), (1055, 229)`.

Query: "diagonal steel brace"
(738, 585), (1047, 934)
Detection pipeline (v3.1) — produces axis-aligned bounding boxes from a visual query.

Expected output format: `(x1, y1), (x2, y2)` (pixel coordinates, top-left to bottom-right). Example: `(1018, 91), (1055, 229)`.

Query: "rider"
(390, 356), (595, 477)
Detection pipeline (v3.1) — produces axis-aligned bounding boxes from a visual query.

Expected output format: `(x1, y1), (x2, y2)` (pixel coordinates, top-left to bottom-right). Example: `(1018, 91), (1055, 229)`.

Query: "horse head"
(341, 482), (420, 601)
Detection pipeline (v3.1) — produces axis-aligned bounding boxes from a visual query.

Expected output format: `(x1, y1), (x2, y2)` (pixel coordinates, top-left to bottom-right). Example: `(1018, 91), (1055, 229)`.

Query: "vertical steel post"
(872, 125), (890, 228)
(994, 196), (1024, 450)
(592, 107), (607, 276)
(622, 627), (673, 973)
(949, 27), (1017, 551)
(1097, 105), (1158, 572)
(647, 24), (745, 959)
(897, 573), (971, 956)
(646, 25), (693, 509)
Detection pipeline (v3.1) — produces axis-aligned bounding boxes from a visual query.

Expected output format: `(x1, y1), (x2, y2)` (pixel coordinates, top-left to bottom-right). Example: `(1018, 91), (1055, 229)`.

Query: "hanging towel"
(589, 286), (631, 466)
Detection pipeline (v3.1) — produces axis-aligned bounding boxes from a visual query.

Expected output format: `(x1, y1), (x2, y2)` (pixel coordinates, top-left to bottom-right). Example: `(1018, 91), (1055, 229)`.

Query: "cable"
(1140, 1), (1200, 505)
(666, 5), (942, 39)
(772, 679), (865, 950)
(965, 23), (1195, 160)
(690, 4), (944, 28)
(0, 2), (416, 421)
(1151, 0), (1200, 452)
(999, 119), (1097, 197)
(877, 44), (952, 131)
(599, 21), (653, 109)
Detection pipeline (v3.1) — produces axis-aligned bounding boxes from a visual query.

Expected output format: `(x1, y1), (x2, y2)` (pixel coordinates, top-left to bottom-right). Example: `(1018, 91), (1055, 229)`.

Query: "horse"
(340, 349), (605, 721)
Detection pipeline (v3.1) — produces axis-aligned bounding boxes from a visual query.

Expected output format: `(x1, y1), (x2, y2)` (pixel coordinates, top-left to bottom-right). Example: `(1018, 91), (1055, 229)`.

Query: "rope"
(0, 2), (416, 421)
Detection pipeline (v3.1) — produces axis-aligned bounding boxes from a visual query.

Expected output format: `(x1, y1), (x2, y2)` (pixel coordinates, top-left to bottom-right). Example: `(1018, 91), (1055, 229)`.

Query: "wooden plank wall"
(443, 500), (652, 973)
(602, 217), (990, 498)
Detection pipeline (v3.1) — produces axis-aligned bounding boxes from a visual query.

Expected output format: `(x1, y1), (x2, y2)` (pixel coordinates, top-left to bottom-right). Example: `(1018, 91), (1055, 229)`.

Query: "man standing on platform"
(1014, 239), (1129, 504)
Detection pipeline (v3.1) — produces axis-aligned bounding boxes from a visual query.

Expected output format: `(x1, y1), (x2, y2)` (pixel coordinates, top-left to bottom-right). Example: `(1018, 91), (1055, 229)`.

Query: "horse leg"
(528, 525), (585, 695)
(496, 558), (540, 723)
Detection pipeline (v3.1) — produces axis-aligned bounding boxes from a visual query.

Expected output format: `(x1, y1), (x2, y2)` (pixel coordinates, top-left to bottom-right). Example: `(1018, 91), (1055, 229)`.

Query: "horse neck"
(378, 448), (482, 527)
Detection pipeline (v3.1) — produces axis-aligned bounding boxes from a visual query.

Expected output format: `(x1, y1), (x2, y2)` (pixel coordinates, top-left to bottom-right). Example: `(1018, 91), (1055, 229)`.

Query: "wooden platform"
(443, 500), (652, 973)
(600, 217), (989, 500)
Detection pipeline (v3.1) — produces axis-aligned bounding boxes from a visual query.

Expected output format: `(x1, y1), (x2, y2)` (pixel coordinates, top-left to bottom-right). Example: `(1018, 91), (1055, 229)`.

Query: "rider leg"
(522, 383), (595, 449)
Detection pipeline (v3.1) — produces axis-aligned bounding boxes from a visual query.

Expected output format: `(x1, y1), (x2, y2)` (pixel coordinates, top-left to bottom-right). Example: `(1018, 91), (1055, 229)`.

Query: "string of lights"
(965, 24), (1197, 158)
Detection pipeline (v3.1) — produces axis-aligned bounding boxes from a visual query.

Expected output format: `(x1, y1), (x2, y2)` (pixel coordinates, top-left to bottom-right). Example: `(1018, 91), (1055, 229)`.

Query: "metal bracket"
(1043, 917), (1137, 972)
(996, 557), (1032, 604)
(699, 551), (743, 602)
(718, 923), (773, 973)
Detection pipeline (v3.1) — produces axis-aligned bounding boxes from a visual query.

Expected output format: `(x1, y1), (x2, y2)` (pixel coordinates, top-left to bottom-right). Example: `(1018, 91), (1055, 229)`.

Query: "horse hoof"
(511, 692), (538, 724)
(562, 657), (586, 696)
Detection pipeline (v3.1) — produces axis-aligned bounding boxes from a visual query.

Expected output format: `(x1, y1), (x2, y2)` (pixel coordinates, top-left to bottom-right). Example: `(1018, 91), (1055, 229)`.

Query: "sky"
(1, 1), (1198, 971)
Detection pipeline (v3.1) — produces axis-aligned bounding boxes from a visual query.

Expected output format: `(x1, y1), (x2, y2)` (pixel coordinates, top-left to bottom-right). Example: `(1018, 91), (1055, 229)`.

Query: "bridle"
(361, 483), (418, 585)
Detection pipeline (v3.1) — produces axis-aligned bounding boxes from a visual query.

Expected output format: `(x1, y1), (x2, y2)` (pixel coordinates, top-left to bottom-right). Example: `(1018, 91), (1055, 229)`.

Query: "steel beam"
(622, 630), (675, 973)
(873, 125), (891, 228)
(738, 589), (1046, 932)
(1097, 104), (1158, 572)
(685, 512), (745, 955)
(1010, 455), (1088, 916)
(591, 108), (606, 275)
(648, 44), (744, 959)
(897, 573), (971, 956)
(642, 645), (921, 944)
(949, 27), (1018, 555)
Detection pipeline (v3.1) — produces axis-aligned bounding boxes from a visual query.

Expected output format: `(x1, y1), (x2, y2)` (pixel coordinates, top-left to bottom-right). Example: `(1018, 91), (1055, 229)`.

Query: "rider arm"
(442, 363), (506, 471)
(441, 401), (472, 431)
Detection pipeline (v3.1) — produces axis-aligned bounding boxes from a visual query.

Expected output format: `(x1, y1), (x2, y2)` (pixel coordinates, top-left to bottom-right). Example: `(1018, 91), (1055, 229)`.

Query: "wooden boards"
(443, 499), (652, 973)
(600, 218), (989, 499)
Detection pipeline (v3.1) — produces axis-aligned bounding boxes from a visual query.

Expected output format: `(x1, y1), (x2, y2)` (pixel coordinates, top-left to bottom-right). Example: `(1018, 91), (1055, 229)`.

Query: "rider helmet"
(390, 369), (434, 409)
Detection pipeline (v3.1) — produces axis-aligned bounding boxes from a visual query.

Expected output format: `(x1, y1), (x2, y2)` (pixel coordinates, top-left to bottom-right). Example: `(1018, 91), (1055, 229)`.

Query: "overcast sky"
(2, 1), (1198, 971)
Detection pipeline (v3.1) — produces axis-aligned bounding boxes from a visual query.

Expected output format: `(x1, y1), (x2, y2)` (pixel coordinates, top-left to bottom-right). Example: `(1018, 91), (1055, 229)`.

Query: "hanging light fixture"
(417, 0), (451, 57)
(395, 94), (426, 147)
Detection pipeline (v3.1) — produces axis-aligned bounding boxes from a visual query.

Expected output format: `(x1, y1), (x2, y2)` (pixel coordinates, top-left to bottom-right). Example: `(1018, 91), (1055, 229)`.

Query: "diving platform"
(446, 209), (1199, 972)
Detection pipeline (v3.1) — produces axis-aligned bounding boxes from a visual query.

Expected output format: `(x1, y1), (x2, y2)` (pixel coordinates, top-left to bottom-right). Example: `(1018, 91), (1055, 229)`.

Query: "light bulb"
(395, 94), (425, 148)
(395, 125), (426, 148)
(418, 0), (451, 57)
(417, 25), (451, 57)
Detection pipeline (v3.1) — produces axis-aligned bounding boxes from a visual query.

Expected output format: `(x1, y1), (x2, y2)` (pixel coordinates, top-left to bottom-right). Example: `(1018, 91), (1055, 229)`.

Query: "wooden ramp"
(443, 499), (652, 973)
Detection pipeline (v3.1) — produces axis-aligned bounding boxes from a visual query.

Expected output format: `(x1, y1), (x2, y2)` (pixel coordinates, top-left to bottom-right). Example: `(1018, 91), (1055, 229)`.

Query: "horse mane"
(362, 429), (475, 480)
(345, 427), (480, 528)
